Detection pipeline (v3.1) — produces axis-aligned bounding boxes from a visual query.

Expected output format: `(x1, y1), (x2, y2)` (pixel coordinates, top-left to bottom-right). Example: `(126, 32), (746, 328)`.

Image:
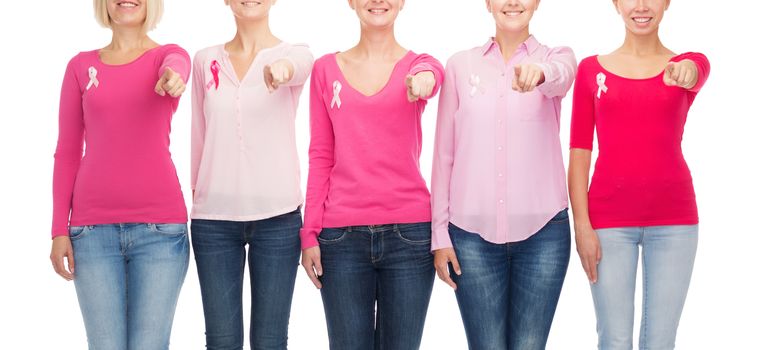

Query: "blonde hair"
(93, 0), (164, 32)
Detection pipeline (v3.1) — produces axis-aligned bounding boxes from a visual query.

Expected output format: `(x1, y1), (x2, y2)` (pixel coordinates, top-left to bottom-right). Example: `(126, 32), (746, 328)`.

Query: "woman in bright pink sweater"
(569, 1), (710, 348)
(299, 0), (444, 348)
(49, 1), (190, 348)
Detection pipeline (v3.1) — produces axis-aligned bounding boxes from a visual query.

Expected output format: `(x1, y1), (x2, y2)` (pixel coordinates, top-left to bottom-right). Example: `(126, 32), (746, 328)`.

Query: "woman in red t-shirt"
(568, 0), (710, 348)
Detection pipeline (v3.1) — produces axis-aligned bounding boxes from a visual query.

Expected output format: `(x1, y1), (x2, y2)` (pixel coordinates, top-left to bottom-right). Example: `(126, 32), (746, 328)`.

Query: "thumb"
(67, 248), (75, 275)
(155, 79), (166, 96)
(313, 254), (323, 276)
(450, 254), (462, 275)
(663, 63), (676, 86)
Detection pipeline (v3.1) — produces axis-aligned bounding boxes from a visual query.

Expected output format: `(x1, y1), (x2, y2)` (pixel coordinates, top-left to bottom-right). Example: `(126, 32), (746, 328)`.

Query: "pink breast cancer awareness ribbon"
(596, 72), (608, 99)
(206, 60), (221, 90)
(469, 74), (481, 97)
(86, 67), (99, 90)
(331, 80), (342, 109)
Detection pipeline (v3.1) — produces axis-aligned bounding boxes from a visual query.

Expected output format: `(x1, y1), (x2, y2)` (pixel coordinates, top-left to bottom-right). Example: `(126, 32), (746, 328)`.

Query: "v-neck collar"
(218, 42), (287, 86)
(332, 51), (413, 98)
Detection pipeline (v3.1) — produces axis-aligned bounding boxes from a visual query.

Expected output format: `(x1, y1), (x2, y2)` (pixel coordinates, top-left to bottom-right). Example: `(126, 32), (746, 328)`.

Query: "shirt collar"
(481, 35), (540, 56)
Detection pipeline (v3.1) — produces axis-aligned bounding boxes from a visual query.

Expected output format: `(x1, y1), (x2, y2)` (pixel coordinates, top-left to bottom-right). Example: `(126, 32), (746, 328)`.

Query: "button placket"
(495, 69), (509, 237)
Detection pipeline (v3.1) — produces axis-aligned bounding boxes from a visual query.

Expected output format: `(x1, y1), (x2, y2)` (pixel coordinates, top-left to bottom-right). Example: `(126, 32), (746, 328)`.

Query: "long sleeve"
(158, 44), (191, 82)
(300, 63), (335, 249)
(569, 59), (596, 150)
(672, 52), (710, 93)
(51, 57), (85, 238)
(431, 57), (459, 251)
(535, 46), (577, 98)
(409, 53), (445, 100)
(190, 53), (206, 191)
(281, 44), (314, 87)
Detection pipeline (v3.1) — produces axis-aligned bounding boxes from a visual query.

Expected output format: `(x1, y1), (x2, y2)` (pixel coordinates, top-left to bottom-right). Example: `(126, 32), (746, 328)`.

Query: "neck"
(228, 17), (277, 54)
(108, 25), (151, 51)
(353, 25), (402, 59)
(620, 30), (665, 56)
(494, 27), (530, 62)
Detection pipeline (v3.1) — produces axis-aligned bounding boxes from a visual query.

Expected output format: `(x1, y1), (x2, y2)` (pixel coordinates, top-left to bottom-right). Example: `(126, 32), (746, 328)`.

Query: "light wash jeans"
(591, 225), (698, 350)
(70, 223), (189, 350)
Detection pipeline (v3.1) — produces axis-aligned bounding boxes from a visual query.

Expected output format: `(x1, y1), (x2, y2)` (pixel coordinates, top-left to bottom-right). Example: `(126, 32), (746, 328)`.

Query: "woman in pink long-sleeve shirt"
(431, 1), (575, 348)
(299, 0), (444, 348)
(569, 1), (710, 348)
(49, 1), (190, 348)
(189, 1), (313, 348)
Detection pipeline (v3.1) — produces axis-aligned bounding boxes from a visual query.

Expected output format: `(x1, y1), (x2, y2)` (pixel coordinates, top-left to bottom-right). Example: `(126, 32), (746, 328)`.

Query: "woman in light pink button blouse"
(189, 1), (313, 348)
(431, 1), (576, 348)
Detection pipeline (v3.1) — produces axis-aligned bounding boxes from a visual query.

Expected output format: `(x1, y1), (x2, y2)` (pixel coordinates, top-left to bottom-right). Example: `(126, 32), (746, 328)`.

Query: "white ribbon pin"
(596, 72), (608, 99)
(87, 66), (99, 90)
(469, 74), (481, 97)
(331, 80), (342, 109)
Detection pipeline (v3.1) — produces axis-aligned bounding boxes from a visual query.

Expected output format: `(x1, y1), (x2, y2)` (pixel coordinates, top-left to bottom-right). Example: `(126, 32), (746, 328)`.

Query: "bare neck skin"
(100, 25), (157, 65)
(616, 29), (670, 56)
(600, 28), (676, 78)
(345, 23), (407, 62)
(225, 16), (281, 81)
(494, 26), (530, 63)
(336, 23), (408, 96)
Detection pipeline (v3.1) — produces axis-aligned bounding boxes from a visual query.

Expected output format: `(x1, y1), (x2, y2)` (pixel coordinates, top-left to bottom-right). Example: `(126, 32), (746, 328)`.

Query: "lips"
(241, 1), (262, 7)
(117, 1), (138, 8)
(632, 16), (653, 24)
(502, 10), (524, 17)
(368, 8), (389, 15)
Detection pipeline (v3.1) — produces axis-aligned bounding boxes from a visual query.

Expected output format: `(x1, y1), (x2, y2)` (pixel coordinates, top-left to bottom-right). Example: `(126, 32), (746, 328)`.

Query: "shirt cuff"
(431, 226), (453, 251)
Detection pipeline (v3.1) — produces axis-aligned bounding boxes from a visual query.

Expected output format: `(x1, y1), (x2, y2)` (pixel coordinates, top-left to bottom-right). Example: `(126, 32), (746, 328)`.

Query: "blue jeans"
(592, 225), (698, 350)
(190, 208), (302, 350)
(70, 223), (190, 350)
(449, 209), (571, 350)
(318, 222), (435, 350)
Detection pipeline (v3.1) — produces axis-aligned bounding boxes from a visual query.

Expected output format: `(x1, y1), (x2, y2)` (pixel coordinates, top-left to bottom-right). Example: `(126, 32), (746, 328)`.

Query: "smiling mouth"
(369, 8), (389, 15)
(503, 10), (524, 17)
(632, 16), (653, 24)
(241, 1), (262, 7)
(117, 1), (138, 8)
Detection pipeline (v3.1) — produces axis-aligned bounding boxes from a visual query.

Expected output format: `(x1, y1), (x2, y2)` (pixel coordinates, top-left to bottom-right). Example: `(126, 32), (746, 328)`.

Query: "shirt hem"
(450, 204), (569, 245)
(191, 202), (303, 222)
(591, 218), (699, 230)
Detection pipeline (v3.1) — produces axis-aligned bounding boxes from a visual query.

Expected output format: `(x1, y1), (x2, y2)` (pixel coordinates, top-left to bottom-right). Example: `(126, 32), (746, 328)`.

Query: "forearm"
(569, 149), (594, 231)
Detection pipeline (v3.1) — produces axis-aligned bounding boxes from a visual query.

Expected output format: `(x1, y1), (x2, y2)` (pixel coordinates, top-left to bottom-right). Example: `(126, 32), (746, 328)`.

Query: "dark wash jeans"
(450, 209), (571, 350)
(191, 208), (302, 350)
(318, 222), (435, 350)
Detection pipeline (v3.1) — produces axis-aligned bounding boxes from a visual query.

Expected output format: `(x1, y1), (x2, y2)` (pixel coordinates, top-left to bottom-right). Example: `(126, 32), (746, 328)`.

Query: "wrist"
(574, 219), (594, 232)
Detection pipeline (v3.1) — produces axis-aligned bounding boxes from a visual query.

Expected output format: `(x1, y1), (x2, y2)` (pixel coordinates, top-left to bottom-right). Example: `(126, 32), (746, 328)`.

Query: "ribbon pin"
(469, 74), (481, 97)
(206, 60), (221, 90)
(596, 72), (608, 99)
(331, 80), (342, 109)
(86, 67), (99, 90)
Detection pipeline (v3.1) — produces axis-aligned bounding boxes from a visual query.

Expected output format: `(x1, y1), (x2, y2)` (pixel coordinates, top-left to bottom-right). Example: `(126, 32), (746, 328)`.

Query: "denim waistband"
(340, 222), (430, 233)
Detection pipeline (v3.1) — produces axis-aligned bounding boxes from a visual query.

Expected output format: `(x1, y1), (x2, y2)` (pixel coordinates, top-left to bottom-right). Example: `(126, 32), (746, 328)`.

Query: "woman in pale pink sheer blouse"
(431, 1), (576, 348)
(189, 1), (313, 348)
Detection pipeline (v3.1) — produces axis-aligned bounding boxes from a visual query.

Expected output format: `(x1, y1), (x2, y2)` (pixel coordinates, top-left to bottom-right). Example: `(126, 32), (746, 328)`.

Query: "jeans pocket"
(318, 228), (348, 245)
(148, 223), (188, 236)
(395, 223), (431, 245)
(69, 225), (91, 240)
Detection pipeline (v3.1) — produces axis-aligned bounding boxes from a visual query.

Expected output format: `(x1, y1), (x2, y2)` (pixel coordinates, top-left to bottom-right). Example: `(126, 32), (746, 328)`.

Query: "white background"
(1, 0), (763, 348)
